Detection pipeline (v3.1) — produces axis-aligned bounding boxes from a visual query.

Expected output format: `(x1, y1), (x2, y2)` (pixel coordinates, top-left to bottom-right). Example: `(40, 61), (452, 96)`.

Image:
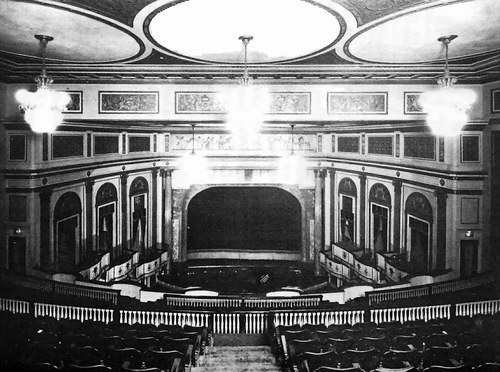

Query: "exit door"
(460, 240), (478, 278)
(8, 237), (26, 274)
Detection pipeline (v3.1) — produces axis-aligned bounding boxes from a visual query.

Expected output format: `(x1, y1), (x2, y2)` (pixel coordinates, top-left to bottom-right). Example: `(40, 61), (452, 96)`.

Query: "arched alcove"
(96, 183), (118, 258)
(369, 183), (391, 254)
(405, 192), (433, 273)
(53, 192), (82, 272)
(130, 177), (149, 255)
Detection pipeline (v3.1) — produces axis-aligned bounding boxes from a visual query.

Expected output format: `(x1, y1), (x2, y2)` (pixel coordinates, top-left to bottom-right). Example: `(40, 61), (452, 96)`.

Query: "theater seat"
(29, 362), (61, 372)
(311, 367), (363, 372)
(63, 364), (112, 372)
(422, 366), (468, 372)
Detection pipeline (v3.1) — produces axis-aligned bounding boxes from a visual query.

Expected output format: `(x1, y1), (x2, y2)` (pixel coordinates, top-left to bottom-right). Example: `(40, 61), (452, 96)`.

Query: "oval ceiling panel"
(347, 0), (500, 63)
(148, 0), (342, 63)
(0, 1), (141, 63)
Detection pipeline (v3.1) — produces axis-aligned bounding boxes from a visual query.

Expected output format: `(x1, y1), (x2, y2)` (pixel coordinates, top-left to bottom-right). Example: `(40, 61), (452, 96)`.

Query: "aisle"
(191, 346), (282, 372)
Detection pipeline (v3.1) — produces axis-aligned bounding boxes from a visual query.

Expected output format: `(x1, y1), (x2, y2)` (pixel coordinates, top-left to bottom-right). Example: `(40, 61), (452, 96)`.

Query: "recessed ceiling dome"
(148, 0), (342, 63)
(347, 0), (500, 64)
(0, 1), (141, 63)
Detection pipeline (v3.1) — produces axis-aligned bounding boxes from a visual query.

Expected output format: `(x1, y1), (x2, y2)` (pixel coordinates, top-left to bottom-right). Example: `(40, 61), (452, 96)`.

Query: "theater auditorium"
(1, 0), (499, 371)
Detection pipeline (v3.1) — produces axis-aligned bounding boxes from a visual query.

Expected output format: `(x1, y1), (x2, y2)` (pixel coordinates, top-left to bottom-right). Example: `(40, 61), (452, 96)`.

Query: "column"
(392, 180), (402, 252)
(152, 168), (158, 250)
(324, 170), (331, 250)
(120, 173), (128, 257)
(85, 180), (94, 254)
(162, 169), (173, 250)
(329, 169), (336, 247)
(359, 174), (367, 250)
(40, 189), (52, 269)
(314, 169), (326, 275)
(435, 188), (448, 270)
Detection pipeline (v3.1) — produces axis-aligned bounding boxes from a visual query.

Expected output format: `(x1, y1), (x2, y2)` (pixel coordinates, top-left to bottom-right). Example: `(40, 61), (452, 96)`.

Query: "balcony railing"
(79, 252), (111, 281)
(366, 271), (495, 305)
(0, 270), (119, 305)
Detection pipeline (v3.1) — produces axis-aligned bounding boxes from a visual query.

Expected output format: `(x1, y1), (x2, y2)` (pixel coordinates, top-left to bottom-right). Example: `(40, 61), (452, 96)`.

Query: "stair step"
(193, 346), (281, 372)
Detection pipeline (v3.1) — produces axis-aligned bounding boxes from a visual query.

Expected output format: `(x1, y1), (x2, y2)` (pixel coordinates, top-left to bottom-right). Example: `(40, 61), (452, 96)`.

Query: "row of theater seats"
(0, 312), (212, 372)
(271, 314), (500, 372)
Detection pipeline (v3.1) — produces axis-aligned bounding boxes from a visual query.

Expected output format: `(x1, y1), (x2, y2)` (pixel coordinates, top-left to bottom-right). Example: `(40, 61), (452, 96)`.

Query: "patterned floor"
(192, 346), (282, 372)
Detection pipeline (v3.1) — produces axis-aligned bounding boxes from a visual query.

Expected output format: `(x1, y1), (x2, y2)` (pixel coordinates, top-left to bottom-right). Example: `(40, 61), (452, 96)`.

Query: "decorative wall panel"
(128, 136), (151, 152)
(52, 135), (84, 159)
(164, 134), (170, 152)
(492, 89), (500, 113)
(268, 92), (311, 114)
(337, 136), (360, 153)
(8, 134), (26, 161)
(171, 133), (318, 152)
(99, 91), (159, 113)
(461, 135), (480, 162)
(94, 135), (119, 155)
(404, 92), (424, 114)
(9, 196), (27, 222)
(327, 92), (387, 114)
(62, 91), (82, 113)
(403, 135), (435, 160)
(461, 197), (479, 224)
(175, 92), (224, 113)
(439, 136), (445, 162)
(367, 136), (393, 155)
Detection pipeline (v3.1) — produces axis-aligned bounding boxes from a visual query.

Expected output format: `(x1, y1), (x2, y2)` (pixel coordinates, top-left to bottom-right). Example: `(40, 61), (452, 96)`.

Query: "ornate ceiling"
(0, 0), (499, 84)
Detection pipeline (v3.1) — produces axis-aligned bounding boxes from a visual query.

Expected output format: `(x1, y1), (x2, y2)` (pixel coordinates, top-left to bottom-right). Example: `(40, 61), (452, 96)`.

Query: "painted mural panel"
(328, 92), (387, 114)
(171, 133), (318, 152)
(62, 91), (83, 113)
(175, 92), (224, 113)
(404, 92), (425, 114)
(268, 92), (311, 114)
(99, 91), (159, 113)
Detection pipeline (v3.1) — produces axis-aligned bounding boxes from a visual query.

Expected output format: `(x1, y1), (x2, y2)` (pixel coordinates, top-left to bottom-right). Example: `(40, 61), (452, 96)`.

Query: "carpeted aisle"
(192, 346), (282, 372)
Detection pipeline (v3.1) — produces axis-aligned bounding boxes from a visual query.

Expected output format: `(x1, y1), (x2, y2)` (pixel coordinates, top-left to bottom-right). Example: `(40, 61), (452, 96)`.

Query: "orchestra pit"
(1, 0), (500, 371)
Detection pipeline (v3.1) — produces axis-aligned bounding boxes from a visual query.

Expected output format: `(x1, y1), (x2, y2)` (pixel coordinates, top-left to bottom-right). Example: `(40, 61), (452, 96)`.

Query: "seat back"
(147, 349), (185, 372)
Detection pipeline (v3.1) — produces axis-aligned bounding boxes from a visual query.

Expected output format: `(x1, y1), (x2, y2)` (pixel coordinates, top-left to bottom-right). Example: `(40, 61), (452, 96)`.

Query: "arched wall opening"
(180, 185), (307, 261)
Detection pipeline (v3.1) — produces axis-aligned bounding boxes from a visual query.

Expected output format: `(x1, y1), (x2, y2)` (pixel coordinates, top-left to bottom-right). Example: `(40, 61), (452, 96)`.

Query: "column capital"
(314, 168), (327, 178)
(434, 187), (448, 200)
(161, 168), (173, 177)
(392, 179), (402, 190)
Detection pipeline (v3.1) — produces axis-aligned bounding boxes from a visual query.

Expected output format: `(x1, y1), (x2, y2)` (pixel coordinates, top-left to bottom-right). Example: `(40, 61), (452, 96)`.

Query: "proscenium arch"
(178, 184), (308, 262)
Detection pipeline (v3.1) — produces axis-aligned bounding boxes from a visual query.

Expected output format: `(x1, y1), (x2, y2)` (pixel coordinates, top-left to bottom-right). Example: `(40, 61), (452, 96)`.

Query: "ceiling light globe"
(420, 86), (476, 137)
(24, 105), (61, 133)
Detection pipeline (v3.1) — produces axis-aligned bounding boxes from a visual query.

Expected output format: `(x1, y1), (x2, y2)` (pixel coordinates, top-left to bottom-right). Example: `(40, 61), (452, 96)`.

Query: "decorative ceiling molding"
(0, 0), (498, 84)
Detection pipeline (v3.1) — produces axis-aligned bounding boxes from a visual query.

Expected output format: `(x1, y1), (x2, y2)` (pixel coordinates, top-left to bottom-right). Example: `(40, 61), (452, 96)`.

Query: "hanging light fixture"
(177, 124), (209, 188)
(15, 35), (70, 133)
(277, 124), (308, 185)
(419, 35), (476, 137)
(238, 35), (253, 86)
(224, 35), (267, 149)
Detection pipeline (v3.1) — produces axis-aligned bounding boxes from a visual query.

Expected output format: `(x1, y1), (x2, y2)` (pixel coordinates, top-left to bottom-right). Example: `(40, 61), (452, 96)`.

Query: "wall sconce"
(465, 230), (474, 238)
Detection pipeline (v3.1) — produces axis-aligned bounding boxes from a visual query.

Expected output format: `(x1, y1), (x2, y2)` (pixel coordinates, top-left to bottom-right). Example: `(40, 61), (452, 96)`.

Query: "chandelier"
(277, 124), (308, 185)
(224, 35), (267, 149)
(176, 124), (209, 188)
(15, 35), (70, 133)
(238, 35), (253, 86)
(419, 35), (476, 137)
